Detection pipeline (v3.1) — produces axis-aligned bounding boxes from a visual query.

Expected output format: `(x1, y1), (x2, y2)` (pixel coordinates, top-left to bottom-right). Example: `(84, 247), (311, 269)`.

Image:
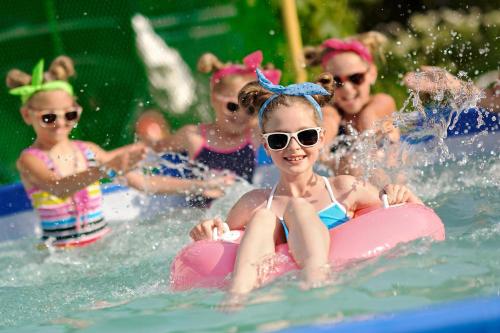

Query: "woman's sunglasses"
(214, 94), (255, 115)
(262, 127), (322, 151)
(28, 105), (82, 128)
(333, 71), (368, 88)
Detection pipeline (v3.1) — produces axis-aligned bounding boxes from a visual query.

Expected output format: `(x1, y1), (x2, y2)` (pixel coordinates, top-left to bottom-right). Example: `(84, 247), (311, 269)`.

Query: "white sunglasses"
(262, 127), (322, 151)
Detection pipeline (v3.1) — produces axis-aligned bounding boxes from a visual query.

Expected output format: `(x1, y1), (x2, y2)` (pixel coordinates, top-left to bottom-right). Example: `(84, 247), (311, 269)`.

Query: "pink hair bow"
(321, 38), (373, 69)
(211, 50), (281, 86)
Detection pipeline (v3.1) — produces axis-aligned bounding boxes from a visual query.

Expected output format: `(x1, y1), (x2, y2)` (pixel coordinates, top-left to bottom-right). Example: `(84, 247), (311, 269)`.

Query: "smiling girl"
(189, 70), (421, 300)
(306, 32), (400, 181)
(7, 57), (145, 248)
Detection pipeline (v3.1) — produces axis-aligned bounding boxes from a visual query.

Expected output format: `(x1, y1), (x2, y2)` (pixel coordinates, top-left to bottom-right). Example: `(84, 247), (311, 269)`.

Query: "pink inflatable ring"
(170, 203), (445, 291)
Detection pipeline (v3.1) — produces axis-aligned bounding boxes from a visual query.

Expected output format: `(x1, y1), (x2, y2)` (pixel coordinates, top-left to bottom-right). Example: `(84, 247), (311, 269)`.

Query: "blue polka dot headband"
(256, 69), (330, 129)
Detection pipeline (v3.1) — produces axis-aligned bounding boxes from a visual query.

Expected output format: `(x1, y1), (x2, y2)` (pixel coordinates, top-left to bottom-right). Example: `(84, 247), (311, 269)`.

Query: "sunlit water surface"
(1, 82), (499, 332)
(0, 151), (498, 332)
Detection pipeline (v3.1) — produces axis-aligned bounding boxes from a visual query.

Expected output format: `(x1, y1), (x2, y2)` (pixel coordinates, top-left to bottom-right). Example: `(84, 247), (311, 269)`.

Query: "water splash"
(323, 69), (496, 190)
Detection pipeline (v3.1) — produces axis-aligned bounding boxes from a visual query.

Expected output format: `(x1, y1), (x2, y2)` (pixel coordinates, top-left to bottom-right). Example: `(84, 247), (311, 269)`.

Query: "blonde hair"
(6, 56), (75, 89)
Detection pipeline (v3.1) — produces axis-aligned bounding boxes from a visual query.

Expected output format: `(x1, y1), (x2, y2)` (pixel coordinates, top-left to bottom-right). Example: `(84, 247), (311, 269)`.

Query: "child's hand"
(189, 217), (225, 241)
(106, 143), (147, 174)
(403, 66), (463, 94)
(380, 184), (415, 205)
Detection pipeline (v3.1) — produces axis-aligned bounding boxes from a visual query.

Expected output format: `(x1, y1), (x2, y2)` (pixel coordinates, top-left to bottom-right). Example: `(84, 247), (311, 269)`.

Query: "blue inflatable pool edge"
(279, 296), (500, 333)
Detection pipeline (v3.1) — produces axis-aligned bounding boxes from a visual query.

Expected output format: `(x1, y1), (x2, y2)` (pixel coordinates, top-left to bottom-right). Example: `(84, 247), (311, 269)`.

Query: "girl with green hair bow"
(7, 56), (146, 248)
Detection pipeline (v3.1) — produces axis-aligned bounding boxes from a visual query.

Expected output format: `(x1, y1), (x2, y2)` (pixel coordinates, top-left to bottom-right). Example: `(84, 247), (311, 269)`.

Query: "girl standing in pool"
(155, 50), (281, 185)
(305, 32), (400, 182)
(7, 56), (145, 248)
(189, 70), (421, 299)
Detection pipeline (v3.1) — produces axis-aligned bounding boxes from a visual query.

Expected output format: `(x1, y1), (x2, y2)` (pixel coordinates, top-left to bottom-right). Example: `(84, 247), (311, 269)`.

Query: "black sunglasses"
(42, 110), (79, 124)
(225, 102), (255, 116)
(262, 127), (322, 151)
(333, 71), (368, 88)
(28, 106), (82, 127)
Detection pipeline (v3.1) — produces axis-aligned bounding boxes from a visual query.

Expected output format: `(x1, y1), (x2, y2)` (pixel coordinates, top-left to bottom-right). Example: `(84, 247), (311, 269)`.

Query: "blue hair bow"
(256, 69), (330, 129)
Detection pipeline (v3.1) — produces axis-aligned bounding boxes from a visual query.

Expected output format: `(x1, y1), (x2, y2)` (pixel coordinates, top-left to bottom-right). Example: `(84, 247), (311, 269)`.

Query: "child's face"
(21, 90), (78, 144)
(262, 102), (324, 176)
(325, 52), (377, 115)
(211, 75), (256, 134)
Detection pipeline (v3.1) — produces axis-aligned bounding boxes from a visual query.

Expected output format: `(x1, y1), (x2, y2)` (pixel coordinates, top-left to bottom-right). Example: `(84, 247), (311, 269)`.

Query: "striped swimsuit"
(23, 141), (109, 247)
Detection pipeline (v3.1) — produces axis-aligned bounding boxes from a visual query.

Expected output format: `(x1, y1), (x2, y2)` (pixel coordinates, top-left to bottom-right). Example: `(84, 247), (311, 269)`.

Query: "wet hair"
(238, 73), (335, 132)
(6, 56), (75, 90)
(304, 31), (388, 67)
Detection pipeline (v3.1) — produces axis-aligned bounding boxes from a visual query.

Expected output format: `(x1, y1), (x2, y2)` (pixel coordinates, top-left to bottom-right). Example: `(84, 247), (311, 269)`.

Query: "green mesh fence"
(0, 0), (286, 185)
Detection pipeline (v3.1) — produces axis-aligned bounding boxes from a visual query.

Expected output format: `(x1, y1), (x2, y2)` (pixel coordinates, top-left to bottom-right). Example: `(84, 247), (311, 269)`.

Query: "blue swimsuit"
(266, 176), (350, 239)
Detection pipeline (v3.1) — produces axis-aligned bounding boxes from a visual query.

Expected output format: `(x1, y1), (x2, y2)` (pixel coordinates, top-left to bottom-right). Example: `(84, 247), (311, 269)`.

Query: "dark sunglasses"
(28, 105), (82, 128)
(262, 127), (322, 151)
(225, 102), (256, 116)
(214, 94), (255, 116)
(333, 71), (368, 88)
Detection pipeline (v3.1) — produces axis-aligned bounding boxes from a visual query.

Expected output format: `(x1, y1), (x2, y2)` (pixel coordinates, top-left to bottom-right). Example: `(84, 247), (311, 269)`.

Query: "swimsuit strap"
(322, 176), (348, 213)
(73, 141), (98, 167)
(73, 141), (89, 167)
(23, 147), (57, 173)
(200, 124), (208, 144)
(266, 183), (278, 209)
(322, 176), (336, 203)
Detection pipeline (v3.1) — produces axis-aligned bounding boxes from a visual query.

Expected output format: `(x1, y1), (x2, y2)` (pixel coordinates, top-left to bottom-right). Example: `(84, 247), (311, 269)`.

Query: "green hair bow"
(8, 59), (74, 104)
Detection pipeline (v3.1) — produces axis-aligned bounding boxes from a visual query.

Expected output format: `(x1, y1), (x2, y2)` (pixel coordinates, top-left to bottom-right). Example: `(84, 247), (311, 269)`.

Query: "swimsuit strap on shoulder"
(23, 147), (55, 170)
(73, 141), (97, 167)
(322, 176), (336, 203)
(200, 124), (208, 143)
(266, 183), (278, 209)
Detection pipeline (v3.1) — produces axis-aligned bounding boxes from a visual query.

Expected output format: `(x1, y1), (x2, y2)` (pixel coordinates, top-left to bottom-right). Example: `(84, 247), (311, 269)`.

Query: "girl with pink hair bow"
(152, 51), (281, 200)
(306, 32), (400, 186)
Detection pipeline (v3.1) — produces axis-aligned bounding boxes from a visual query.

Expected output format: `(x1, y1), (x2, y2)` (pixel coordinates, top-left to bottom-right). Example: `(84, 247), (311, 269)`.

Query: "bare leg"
(219, 209), (282, 311)
(228, 208), (283, 295)
(284, 198), (331, 288)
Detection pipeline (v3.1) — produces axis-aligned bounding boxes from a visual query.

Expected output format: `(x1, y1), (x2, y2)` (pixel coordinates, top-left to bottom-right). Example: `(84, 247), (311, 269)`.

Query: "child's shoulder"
(17, 147), (50, 174)
(178, 123), (201, 134)
(329, 175), (357, 191)
(239, 188), (271, 201)
(234, 188), (271, 209)
(73, 140), (104, 158)
(173, 124), (202, 141)
(370, 93), (396, 114)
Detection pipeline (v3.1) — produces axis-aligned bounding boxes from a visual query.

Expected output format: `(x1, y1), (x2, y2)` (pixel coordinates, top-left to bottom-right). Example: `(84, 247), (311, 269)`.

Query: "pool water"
(0, 149), (498, 332)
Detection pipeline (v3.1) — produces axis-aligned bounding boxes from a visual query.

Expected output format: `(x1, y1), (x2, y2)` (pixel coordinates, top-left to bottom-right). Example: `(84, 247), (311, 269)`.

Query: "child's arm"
(332, 175), (381, 213)
(332, 175), (423, 213)
(189, 189), (267, 241)
(17, 143), (145, 198)
(150, 124), (199, 155)
(125, 172), (234, 198)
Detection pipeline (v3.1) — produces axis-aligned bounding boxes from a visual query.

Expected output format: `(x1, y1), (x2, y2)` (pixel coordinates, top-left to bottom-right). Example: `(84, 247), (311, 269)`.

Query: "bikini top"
(193, 124), (256, 182)
(266, 176), (350, 238)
